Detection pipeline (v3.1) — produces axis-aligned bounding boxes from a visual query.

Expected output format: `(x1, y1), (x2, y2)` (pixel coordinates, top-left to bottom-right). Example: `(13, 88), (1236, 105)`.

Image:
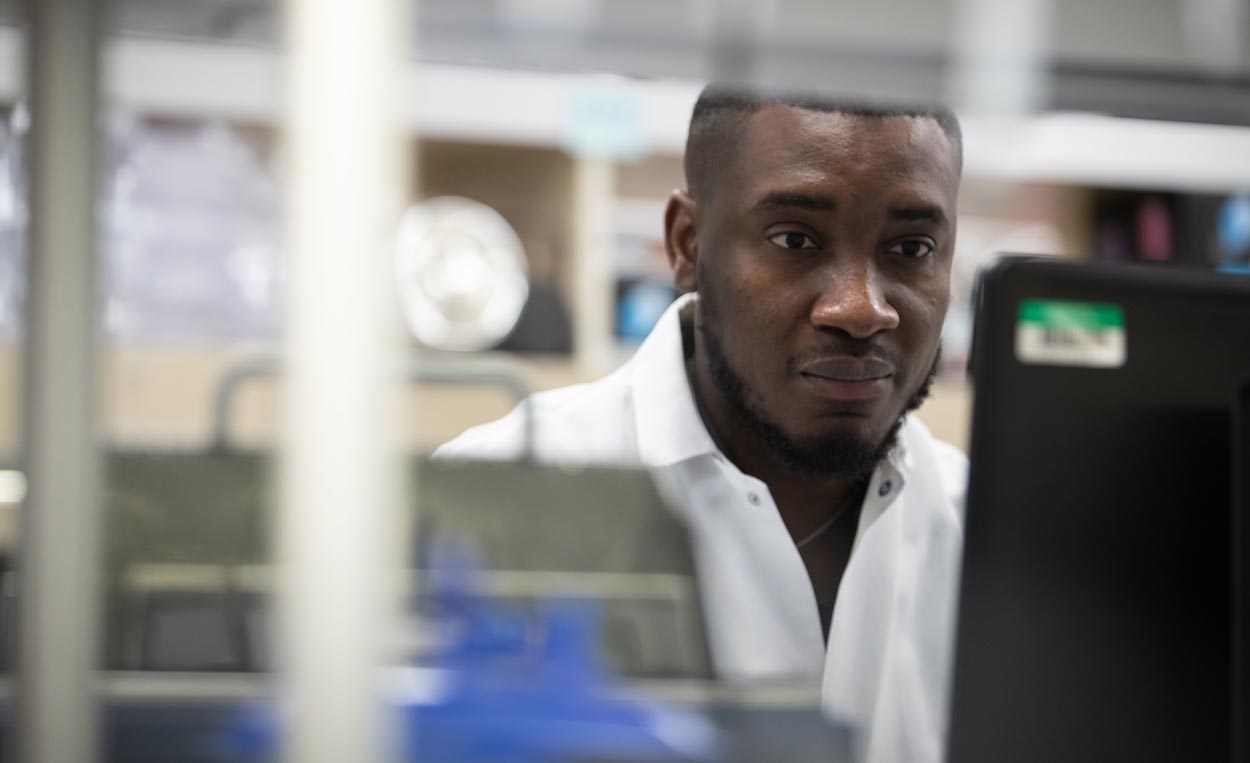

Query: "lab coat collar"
(627, 293), (720, 468)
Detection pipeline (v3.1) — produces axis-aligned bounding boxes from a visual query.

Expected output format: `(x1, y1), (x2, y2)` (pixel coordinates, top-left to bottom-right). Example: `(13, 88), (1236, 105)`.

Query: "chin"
(770, 412), (908, 479)
(797, 407), (894, 441)
(789, 419), (871, 444)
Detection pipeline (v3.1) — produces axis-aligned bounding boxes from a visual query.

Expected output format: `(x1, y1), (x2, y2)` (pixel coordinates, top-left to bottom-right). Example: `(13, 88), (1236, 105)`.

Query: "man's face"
(678, 105), (960, 476)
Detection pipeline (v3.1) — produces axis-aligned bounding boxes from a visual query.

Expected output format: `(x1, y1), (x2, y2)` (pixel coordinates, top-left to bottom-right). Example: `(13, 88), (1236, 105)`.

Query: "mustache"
(787, 340), (903, 373)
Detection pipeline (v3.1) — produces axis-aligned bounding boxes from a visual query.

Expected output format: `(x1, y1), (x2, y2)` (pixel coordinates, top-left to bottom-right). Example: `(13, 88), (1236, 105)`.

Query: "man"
(437, 86), (966, 762)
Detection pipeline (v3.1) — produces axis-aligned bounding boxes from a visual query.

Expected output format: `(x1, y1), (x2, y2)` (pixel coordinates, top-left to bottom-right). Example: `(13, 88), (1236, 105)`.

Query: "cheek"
(726, 276), (795, 348)
(907, 264), (951, 316)
(923, 289), (951, 330)
(710, 271), (797, 387)
(719, 253), (790, 322)
(892, 279), (951, 344)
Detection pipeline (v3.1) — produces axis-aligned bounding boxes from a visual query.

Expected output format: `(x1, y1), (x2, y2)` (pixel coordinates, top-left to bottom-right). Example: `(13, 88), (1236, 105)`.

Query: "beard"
(696, 297), (940, 480)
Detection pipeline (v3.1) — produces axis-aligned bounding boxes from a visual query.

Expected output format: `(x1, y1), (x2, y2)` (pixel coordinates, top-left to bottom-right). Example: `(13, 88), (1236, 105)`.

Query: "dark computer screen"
(947, 257), (1250, 762)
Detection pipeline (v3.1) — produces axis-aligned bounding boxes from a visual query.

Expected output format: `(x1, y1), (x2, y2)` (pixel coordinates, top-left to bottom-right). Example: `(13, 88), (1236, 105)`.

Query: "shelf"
(3, 27), (1250, 191)
(961, 113), (1250, 192)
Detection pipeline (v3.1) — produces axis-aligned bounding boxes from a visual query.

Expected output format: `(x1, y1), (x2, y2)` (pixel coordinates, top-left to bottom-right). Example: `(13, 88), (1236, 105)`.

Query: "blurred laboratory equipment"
(221, 544), (725, 763)
(104, 118), (279, 342)
(396, 196), (530, 352)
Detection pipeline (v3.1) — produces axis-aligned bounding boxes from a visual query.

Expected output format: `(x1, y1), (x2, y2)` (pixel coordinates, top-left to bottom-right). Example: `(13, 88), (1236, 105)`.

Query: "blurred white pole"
(17, 0), (103, 762)
(279, 0), (407, 762)
(571, 157), (616, 377)
(695, 0), (775, 87)
(950, 0), (1053, 116)
(1181, 0), (1247, 74)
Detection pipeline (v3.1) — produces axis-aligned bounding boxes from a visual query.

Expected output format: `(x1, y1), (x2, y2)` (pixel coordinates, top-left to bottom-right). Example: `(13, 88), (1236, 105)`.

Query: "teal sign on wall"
(562, 86), (648, 161)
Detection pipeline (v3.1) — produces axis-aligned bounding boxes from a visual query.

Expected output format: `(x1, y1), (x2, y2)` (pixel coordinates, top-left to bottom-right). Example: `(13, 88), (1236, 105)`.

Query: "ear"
(663, 189), (699, 294)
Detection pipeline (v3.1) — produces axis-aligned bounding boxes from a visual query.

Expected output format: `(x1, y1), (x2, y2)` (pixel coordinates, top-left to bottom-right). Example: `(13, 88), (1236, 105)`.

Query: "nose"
(809, 257), (900, 339)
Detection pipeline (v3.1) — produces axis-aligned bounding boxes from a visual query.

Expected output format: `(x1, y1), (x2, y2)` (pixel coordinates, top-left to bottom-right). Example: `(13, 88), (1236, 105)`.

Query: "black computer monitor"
(1235, 380), (1249, 763)
(947, 257), (1250, 762)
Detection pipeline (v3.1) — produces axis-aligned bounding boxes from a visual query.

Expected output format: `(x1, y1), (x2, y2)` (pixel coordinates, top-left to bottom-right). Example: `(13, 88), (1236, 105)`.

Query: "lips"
(801, 356), (894, 382)
(799, 357), (895, 402)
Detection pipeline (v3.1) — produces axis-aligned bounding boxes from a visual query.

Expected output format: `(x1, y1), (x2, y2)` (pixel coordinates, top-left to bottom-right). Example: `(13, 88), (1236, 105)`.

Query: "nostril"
(811, 291), (900, 338)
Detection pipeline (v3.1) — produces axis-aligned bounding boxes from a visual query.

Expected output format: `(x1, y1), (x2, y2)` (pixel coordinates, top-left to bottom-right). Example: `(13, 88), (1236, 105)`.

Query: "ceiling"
(4, 0), (1249, 125)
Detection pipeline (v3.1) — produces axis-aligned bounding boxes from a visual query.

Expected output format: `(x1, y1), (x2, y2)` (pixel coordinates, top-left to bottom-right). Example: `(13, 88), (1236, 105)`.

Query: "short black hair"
(683, 85), (963, 203)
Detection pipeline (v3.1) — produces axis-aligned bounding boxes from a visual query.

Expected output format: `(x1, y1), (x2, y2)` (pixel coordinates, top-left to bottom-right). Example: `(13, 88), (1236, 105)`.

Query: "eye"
(886, 239), (935, 259)
(767, 231), (819, 250)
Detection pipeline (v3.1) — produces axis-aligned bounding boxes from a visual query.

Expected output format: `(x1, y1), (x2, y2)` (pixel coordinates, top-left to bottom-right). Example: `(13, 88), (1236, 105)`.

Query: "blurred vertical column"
(16, 0), (103, 762)
(950, 0), (1053, 115)
(564, 82), (647, 377)
(280, 0), (408, 762)
(571, 157), (616, 377)
(704, 0), (764, 88)
(948, 0), (1053, 186)
(1180, 0), (1247, 75)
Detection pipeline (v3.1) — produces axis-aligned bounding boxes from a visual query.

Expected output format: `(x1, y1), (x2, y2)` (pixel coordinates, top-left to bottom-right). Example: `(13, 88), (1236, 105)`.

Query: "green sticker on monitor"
(1015, 299), (1126, 368)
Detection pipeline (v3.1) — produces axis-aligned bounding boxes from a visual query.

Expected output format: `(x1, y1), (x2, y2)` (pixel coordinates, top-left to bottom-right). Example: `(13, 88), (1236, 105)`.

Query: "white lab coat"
(435, 294), (968, 763)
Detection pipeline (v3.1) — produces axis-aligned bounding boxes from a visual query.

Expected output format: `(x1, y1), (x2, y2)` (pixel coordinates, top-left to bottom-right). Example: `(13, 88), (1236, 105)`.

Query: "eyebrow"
(752, 192), (836, 212)
(752, 193), (949, 226)
(890, 205), (948, 226)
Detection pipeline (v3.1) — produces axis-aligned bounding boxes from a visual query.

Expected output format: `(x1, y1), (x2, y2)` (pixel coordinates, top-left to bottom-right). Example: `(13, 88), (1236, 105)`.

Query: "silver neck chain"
(795, 488), (863, 550)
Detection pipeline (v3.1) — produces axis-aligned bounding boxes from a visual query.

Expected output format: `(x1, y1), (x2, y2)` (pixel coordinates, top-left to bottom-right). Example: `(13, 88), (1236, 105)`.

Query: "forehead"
(718, 104), (960, 210)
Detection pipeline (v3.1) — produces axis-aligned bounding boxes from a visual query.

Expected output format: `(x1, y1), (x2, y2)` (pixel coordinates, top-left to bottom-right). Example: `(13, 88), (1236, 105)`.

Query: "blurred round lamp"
(396, 197), (529, 351)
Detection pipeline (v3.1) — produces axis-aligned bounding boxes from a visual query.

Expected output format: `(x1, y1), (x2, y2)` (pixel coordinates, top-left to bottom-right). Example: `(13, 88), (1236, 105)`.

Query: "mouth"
(798, 357), (895, 402)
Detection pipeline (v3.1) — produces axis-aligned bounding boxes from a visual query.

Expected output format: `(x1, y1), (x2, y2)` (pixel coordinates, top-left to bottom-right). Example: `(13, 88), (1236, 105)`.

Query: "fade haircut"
(683, 86), (963, 203)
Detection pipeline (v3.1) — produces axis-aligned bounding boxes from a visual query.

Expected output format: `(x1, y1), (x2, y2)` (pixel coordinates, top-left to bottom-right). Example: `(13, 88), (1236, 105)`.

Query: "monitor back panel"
(1234, 380), (1250, 763)
(948, 258), (1250, 763)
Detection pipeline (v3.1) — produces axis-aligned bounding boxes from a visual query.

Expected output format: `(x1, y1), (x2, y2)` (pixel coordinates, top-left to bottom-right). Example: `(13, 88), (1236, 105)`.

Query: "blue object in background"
(618, 280), (677, 343)
(1217, 192), (1250, 261)
(219, 544), (722, 763)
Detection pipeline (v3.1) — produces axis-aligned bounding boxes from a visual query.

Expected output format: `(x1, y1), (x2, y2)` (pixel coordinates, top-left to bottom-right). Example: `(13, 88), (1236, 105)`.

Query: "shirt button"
(878, 480), (893, 497)
(748, 491), (761, 506)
